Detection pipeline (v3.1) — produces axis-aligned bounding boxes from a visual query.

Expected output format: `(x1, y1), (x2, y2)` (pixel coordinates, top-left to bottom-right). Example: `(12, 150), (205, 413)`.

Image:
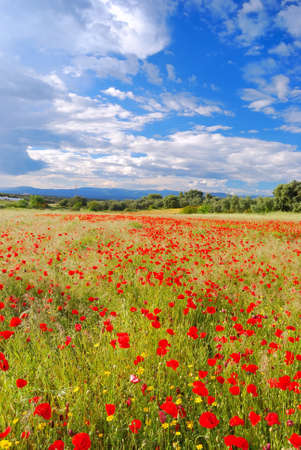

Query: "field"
(0, 210), (300, 450)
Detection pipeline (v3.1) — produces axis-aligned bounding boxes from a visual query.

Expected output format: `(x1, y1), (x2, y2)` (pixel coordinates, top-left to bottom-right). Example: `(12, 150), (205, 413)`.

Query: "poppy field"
(0, 210), (300, 450)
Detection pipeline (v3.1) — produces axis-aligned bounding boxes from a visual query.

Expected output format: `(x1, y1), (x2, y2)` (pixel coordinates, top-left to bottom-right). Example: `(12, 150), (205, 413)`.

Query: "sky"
(1, 0), (301, 195)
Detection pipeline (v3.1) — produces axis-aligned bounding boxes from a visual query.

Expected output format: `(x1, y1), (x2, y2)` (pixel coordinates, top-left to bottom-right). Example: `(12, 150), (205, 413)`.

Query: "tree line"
(3, 180), (301, 214)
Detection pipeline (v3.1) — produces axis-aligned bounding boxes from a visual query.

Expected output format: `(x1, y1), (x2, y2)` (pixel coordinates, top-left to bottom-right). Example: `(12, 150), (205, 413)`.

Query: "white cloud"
(64, 55), (140, 82)
(268, 74), (290, 100)
(283, 107), (301, 124)
(280, 124), (301, 133)
(277, 4), (301, 38)
(166, 64), (182, 82)
(1, 0), (174, 59)
(102, 87), (136, 101)
(160, 92), (230, 116)
(26, 126), (301, 191)
(143, 61), (163, 85)
(269, 42), (293, 57)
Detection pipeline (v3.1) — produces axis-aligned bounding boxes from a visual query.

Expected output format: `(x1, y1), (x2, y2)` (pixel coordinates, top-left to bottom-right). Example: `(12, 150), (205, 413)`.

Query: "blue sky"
(1, 0), (301, 195)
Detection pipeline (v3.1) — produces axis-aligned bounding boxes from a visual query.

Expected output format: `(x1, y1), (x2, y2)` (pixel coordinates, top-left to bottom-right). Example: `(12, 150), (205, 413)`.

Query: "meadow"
(0, 209), (300, 450)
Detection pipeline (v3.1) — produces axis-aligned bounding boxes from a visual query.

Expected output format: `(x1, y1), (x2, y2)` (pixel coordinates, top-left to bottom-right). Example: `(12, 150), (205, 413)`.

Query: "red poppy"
(246, 384), (258, 397)
(265, 412), (280, 426)
(166, 359), (179, 371)
(199, 412), (219, 429)
(229, 386), (240, 395)
(117, 333), (130, 348)
(198, 370), (208, 379)
(0, 352), (9, 371)
(0, 427), (11, 438)
(72, 433), (91, 449)
(248, 411), (261, 426)
(48, 440), (65, 450)
(229, 416), (245, 426)
(288, 433), (301, 449)
(224, 435), (249, 449)
(129, 419), (141, 434)
(187, 326), (198, 339)
(192, 381), (209, 397)
(34, 403), (52, 420)
(105, 404), (115, 416)
(16, 379), (27, 388)
(9, 317), (22, 327)
(160, 400), (178, 418)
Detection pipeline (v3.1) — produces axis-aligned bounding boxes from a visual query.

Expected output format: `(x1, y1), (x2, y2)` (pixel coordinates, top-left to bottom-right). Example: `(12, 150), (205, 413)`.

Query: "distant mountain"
(0, 186), (252, 200)
(0, 186), (180, 200)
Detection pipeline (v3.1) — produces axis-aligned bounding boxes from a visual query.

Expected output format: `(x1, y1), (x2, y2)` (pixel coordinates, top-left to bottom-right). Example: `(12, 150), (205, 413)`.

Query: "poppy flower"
(117, 333), (130, 348)
(129, 419), (141, 434)
(166, 359), (179, 371)
(224, 435), (249, 449)
(265, 412), (280, 426)
(246, 384), (258, 397)
(192, 381), (209, 397)
(48, 440), (65, 450)
(16, 378), (27, 388)
(229, 416), (245, 426)
(72, 433), (91, 449)
(130, 374), (140, 383)
(34, 403), (52, 420)
(160, 400), (178, 418)
(187, 326), (198, 339)
(248, 411), (261, 426)
(199, 412), (219, 429)
(288, 433), (301, 449)
(0, 427), (11, 438)
(229, 386), (240, 396)
(0, 353), (9, 371)
(9, 317), (22, 327)
(105, 404), (115, 416)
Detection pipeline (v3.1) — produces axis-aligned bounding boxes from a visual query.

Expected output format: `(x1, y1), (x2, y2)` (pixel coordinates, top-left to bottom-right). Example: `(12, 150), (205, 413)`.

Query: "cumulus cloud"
(102, 87), (137, 101)
(237, 0), (270, 45)
(27, 126), (301, 192)
(1, 0), (174, 59)
(241, 59), (301, 122)
(277, 3), (301, 38)
(0, 57), (63, 175)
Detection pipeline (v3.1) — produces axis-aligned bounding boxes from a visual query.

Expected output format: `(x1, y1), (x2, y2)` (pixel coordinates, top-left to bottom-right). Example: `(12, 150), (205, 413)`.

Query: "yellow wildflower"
(0, 441), (12, 449)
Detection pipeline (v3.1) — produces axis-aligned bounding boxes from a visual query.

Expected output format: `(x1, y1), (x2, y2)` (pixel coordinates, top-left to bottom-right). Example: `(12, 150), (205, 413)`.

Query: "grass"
(0, 210), (300, 449)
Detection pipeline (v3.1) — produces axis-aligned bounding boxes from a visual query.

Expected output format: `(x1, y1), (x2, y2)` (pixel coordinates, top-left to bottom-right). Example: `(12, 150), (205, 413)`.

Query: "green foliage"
(87, 200), (103, 211)
(1, 182), (300, 213)
(15, 198), (29, 208)
(180, 205), (199, 214)
(163, 195), (180, 208)
(273, 180), (301, 211)
(28, 195), (48, 209)
(179, 189), (204, 207)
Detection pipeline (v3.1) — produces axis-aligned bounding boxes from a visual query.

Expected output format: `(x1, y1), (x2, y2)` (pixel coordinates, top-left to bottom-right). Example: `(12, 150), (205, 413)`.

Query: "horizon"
(1, 0), (301, 195)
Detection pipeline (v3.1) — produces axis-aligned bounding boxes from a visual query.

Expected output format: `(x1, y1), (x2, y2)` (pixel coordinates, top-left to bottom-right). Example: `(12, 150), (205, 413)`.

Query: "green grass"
(0, 210), (300, 449)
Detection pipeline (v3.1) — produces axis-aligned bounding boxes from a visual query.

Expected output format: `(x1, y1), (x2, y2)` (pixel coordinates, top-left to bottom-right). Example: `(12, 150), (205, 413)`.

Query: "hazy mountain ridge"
(0, 186), (228, 200)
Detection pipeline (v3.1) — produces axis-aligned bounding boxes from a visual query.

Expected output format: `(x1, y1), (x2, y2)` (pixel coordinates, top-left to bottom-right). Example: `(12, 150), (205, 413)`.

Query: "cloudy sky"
(1, 0), (301, 194)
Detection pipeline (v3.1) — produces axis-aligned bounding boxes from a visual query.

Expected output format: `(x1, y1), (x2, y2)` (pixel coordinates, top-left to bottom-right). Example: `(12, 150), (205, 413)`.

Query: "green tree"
(163, 195), (180, 209)
(273, 180), (301, 211)
(68, 196), (87, 209)
(28, 195), (48, 209)
(87, 201), (102, 211)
